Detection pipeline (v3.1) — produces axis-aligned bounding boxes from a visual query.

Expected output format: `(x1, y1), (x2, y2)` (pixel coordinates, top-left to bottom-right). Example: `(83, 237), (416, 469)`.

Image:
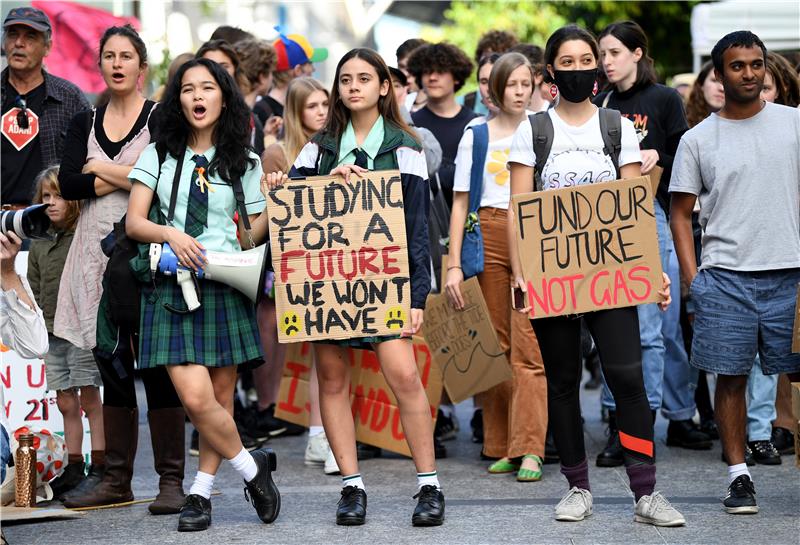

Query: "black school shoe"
(412, 485), (445, 526)
(177, 494), (212, 532)
(770, 427), (795, 455)
(723, 475), (758, 514)
(666, 419), (713, 450)
(748, 440), (782, 465)
(243, 447), (281, 523)
(596, 429), (624, 467)
(336, 486), (367, 525)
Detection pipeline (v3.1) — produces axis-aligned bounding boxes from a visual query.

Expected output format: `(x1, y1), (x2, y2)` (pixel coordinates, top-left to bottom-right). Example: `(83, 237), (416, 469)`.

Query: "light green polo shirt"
(337, 116), (384, 168)
(129, 143), (266, 253)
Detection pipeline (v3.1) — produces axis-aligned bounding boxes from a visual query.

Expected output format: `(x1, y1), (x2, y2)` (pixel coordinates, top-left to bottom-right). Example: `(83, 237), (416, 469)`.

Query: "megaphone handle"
(176, 269), (201, 311)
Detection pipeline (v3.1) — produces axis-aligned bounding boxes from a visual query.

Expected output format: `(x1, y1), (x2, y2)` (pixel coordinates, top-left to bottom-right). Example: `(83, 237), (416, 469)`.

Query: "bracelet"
(447, 266), (462, 270)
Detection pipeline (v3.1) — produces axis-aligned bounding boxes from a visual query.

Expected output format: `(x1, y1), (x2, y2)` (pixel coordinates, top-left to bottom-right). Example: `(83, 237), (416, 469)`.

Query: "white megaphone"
(150, 242), (271, 312)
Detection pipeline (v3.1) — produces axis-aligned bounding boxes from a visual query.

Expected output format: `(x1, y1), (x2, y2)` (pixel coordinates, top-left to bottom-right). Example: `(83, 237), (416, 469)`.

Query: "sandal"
(488, 458), (520, 474)
(516, 454), (543, 482)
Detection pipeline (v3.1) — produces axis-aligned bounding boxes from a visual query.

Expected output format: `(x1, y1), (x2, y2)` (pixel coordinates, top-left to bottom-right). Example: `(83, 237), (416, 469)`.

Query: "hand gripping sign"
(267, 170), (411, 343)
(511, 176), (663, 318)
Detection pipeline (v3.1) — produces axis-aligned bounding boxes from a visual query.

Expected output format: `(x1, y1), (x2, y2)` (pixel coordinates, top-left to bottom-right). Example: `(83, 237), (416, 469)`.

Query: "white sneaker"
(323, 448), (340, 475)
(555, 487), (593, 521)
(305, 432), (329, 465)
(634, 491), (686, 527)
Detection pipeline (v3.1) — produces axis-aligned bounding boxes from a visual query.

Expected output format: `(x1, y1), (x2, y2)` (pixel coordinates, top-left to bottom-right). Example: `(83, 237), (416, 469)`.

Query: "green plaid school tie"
(185, 154), (209, 238)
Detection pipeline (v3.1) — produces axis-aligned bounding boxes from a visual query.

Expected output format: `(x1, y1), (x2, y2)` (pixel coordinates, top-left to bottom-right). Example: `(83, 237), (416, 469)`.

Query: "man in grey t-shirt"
(670, 31), (800, 517)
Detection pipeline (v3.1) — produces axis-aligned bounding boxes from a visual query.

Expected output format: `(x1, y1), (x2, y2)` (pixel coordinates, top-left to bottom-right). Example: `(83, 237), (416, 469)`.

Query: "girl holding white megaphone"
(126, 58), (278, 533)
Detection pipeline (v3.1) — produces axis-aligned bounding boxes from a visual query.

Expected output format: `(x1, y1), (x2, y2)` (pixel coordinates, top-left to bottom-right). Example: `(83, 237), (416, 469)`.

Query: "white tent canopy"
(691, 0), (800, 71)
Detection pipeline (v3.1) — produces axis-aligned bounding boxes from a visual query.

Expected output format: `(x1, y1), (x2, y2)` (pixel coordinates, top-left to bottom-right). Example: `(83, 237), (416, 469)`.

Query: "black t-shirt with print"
(412, 105), (478, 208)
(1, 82), (46, 205)
(594, 82), (688, 214)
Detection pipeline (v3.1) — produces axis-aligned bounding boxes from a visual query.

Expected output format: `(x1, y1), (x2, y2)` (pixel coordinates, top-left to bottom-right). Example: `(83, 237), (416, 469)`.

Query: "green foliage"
(428, 0), (700, 94)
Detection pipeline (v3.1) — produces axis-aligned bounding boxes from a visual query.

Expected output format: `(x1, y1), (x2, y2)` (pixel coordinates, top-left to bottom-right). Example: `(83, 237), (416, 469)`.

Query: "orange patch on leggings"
(619, 430), (653, 457)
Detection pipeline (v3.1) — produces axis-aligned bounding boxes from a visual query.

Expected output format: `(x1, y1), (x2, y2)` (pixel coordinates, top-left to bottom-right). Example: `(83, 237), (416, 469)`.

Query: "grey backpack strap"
(598, 108), (622, 178)
(529, 111), (554, 191)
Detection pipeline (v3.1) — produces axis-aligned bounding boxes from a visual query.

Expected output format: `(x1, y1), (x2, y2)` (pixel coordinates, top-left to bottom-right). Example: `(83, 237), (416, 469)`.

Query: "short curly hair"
(475, 30), (518, 64)
(406, 42), (474, 92)
(235, 38), (277, 90)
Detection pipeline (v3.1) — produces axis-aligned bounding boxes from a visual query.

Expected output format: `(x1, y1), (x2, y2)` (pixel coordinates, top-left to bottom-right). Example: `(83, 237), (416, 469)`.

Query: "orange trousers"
(474, 207), (547, 459)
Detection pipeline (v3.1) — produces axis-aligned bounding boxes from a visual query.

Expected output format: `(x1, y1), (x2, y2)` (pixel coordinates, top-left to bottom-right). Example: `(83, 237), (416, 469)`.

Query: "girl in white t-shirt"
(446, 52), (547, 483)
(507, 25), (683, 527)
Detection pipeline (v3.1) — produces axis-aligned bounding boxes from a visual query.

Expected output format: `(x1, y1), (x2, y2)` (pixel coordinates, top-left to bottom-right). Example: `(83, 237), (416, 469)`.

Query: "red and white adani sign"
(2, 107), (39, 151)
(511, 176), (663, 318)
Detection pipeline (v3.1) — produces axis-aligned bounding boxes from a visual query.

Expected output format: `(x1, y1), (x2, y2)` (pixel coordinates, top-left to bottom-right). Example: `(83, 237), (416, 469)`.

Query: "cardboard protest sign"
(267, 170), (410, 343)
(275, 337), (442, 456)
(422, 277), (511, 403)
(648, 166), (663, 195)
(511, 176), (663, 318)
(792, 283), (800, 353)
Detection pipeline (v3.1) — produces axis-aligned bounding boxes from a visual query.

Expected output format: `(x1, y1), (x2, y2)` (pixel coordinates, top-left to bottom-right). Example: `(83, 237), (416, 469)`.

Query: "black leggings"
(96, 332), (182, 410)
(532, 307), (653, 467)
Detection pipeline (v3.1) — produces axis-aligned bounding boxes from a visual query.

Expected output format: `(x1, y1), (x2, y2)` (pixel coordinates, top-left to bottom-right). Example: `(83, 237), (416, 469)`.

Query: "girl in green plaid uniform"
(126, 58), (278, 532)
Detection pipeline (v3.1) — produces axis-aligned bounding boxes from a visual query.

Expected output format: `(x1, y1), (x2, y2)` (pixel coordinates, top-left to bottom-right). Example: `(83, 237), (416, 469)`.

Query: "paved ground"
(4, 375), (799, 545)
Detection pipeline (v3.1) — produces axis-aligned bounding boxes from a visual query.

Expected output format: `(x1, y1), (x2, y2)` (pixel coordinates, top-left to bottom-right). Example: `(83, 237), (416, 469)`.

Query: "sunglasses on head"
(14, 95), (29, 130)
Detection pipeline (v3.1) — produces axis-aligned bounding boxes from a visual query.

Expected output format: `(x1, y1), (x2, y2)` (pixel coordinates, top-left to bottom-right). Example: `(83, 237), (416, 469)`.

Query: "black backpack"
(528, 108), (622, 190)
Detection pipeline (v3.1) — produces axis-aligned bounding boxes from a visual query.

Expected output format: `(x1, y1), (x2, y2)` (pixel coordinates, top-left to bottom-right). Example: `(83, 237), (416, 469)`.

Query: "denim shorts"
(690, 267), (800, 376)
(45, 335), (102, 391)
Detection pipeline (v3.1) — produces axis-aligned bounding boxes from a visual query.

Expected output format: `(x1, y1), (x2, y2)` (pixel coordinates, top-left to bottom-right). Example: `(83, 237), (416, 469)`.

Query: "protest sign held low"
(275, 337), (442, 456)
(267, 170), (411, 343)
(511, 176), (663, 318)
(422, 277), (511, 403)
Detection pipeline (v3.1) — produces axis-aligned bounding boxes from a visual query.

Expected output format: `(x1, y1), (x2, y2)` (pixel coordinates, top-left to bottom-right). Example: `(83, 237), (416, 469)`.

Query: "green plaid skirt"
(314, 334), (402, 350)
(138, 277), (263, 369)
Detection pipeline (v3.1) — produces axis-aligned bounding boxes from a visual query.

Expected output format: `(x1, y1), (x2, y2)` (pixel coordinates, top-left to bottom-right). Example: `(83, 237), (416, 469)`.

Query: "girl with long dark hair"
(126, 58), (278, 532)
(265, 48), (443, 527)
(508, 25), (683, 526)
(593, 21), (708, 464)
(57, 25), (187, 514)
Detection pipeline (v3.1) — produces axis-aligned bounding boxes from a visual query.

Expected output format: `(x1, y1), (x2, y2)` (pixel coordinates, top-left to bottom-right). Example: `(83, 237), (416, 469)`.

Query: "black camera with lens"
(0, 204), (53, 241)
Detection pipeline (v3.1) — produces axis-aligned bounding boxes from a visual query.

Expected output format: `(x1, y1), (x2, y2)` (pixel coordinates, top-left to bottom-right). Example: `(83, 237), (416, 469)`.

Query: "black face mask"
(553, 68), (598, 103)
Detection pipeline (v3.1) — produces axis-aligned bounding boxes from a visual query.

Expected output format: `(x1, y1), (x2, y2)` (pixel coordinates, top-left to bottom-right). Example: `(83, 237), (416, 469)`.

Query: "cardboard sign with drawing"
(511, 176), (663, 318)
(422, 277), (511, 403)
(266, 170), (411, 343)
(275, 337), (442, 456)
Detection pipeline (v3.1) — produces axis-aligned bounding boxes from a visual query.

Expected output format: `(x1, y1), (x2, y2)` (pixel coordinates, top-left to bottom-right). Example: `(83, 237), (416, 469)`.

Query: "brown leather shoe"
(148, 407), (187, 514)
(63, 406), (137, 508)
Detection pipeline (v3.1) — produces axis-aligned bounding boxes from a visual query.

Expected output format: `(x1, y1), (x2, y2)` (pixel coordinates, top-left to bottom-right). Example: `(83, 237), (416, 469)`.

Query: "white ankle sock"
(417, 471), (440, 490)
(309, 426), (325, 438)
(230, 447), (258, 482)
(189, 471), (215, 499)
(342, 473), (365, 490)
(728, 463), (751, 484)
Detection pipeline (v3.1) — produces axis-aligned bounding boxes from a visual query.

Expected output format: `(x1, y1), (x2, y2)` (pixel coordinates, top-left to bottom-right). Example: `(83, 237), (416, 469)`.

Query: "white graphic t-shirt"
(507, 108), (640, 190)
(453, 129), (514, 209)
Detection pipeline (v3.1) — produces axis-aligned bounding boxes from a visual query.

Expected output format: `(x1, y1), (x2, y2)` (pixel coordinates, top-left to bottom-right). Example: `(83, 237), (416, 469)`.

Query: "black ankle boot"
(50, 461), (85, 499)
(243, 447), (280, 523)
(412, 485), (445, 526)
(596, 412), (624, 467)
(666, 419), (712, 450)
(177, 494), (211, 532)
(336, 486), (367, 525)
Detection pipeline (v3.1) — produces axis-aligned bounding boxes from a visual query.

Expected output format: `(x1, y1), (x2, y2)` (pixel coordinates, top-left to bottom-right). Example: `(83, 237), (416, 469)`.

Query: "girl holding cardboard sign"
(446, 52), (548, 482)
(507, 25), (682, 527)
(264, 48), (443, 527)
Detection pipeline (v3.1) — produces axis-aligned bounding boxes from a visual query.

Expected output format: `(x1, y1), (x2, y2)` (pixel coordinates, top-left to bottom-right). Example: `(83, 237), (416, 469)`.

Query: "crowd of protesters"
(2, 4), (800, 534)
